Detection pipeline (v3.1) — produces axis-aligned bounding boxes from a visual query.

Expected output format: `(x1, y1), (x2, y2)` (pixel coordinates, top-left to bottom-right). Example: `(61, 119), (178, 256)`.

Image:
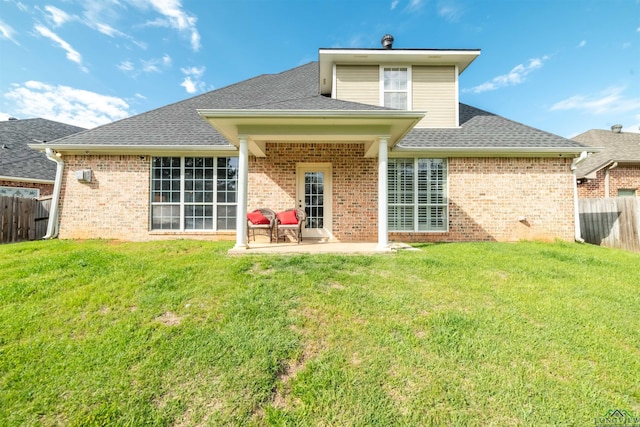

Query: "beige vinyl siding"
(335, 65), (379, 106)
(413, 66), (456, 128)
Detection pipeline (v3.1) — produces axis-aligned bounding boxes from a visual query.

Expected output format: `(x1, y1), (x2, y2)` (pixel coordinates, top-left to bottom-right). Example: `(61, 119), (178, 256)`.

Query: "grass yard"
(0, 239), (639, 426)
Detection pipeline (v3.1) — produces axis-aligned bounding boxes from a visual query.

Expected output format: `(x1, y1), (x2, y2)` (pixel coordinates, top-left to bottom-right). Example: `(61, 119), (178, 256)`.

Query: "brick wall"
(577, 165), (640, 198)
(391, 157), (575, 242)
(57, 152), (576, 243)
(0, 180), (54, 196)
(58, 155), (151, 240)
(248, 143), (378, 241)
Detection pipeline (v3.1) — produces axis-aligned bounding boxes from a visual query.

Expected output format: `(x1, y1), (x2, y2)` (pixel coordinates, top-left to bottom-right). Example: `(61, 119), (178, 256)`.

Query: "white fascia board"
(27, 144), (237, 156)
(197, 109), (424, 119)
(390, 146), (593, 158)
(0, 176), (54, 184)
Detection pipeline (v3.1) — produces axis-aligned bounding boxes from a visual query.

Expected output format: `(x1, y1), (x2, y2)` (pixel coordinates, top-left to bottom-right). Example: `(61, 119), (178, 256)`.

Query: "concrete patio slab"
(228, 241), (419, 255)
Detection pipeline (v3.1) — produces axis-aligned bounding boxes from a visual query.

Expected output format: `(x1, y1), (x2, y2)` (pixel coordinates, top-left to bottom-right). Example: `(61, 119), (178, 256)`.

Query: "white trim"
(377, 137), (389, 249)
(235, 136), (249, 248)
(0, 176), (54, 184)
(331, 63), (337, 99)
(391, 147), (589, 157)
(28, 144), (237, 156)
(454, 65), (460, 127)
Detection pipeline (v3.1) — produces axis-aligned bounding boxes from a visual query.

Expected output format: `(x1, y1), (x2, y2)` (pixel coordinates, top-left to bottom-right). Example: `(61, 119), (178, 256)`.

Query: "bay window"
(388, 158), (448, 232)
(151, 156), (238, 231)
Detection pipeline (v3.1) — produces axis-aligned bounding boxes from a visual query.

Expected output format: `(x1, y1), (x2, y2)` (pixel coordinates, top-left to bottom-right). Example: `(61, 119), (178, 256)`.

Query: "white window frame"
(150, 156), (238, 232)
(380, 65), (412, 110)
(388, 158), (448, 232)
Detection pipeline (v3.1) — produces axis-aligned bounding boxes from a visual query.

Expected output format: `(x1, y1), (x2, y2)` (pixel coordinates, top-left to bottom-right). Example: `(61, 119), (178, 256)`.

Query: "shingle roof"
(0, 118), (85, 181)
(572, 129), (640, 178)
(47, 62), (386, 148)
(45, 61), (583, 153)
(399, 104), (586, 150)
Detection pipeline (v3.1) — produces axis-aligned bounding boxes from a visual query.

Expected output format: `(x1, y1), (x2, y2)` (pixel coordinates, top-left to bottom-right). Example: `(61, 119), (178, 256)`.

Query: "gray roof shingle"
(45, 62), (584, 153)
(0, 118), (85, 181)
(399, 104), (586, 150)
(572, 129), (640, 178)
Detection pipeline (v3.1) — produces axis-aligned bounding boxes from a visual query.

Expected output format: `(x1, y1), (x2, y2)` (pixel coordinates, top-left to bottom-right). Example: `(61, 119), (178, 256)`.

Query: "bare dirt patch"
(156, 311), (181, 326)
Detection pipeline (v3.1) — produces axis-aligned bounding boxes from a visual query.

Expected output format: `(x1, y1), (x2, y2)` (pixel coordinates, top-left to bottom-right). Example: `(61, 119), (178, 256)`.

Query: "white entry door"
(296, 163), (333, 240)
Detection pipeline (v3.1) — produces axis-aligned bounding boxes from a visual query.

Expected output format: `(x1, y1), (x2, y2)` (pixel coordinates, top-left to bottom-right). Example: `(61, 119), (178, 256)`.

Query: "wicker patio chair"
(246, 208), (276, 242)
(275, 208), (306, 244)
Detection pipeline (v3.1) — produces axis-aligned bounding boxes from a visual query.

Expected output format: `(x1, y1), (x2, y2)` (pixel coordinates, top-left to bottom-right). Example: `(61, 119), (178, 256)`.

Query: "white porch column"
(235, 135), (249, 248)
(377, 136), (390, 250)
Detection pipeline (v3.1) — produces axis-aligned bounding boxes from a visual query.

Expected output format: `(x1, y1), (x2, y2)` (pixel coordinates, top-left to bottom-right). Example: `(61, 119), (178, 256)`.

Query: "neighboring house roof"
(0, 118), (85, 182)
(573, 129), (640, 179)
(40, 61), (586, 154)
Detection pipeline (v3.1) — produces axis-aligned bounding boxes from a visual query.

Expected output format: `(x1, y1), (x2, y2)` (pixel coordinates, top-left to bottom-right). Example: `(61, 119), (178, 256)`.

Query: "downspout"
(571, 151), (588, 243)
(604, 162), (618, 198)
(43, 148), (64, 239)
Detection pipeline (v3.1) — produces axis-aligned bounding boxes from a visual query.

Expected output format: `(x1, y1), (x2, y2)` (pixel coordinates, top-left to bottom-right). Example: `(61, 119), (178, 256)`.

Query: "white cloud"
(117, 61), (135, 72)
(438, 1), (463, 22)
(409, 0), (424, 11)
(180, 66), (206, 93)
(44, 5), (72, 27)
(180, 77), (197, 94)
(577, 40), (586, 48)
(181, 65), (205, 78)
(0, 19), (19, 45)
(4, 81), (131, 129)
(117, 55), (172, 75)
(550, 86), (640, 116)
(34, 24), (88, 72)
(391, 0), (400, 10)
(465, 56), (550, 94)
(136, 0), (201, 51)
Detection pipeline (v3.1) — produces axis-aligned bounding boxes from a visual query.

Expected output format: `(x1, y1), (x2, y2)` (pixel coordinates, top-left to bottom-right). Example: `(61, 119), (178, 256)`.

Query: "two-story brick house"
(32, 38), (588, 248)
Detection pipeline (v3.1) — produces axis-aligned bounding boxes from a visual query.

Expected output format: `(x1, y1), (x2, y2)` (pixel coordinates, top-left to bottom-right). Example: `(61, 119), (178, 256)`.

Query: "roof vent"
(381, 34), (394, 49)
(611, 124), (622, 133)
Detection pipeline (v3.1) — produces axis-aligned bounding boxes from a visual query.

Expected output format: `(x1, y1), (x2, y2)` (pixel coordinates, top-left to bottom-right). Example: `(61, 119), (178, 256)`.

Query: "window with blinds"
(388, 158), (448, 232)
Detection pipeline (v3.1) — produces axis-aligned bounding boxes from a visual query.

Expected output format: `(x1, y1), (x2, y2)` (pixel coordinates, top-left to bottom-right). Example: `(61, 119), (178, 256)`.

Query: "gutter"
(43, 148), (64, 239)
(571, 151), (589, 243)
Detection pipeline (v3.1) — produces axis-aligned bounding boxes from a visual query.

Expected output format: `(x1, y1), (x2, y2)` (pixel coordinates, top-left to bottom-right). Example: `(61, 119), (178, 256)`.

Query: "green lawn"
(0, 239), (638, 426)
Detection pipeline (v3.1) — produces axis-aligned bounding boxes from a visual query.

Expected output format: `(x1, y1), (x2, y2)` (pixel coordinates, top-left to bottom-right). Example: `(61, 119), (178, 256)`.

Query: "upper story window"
(382, 67), (410, 109)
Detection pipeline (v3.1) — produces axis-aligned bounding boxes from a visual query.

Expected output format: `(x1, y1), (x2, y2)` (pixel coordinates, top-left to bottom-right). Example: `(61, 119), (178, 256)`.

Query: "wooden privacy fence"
(0, 195), (51, 244)
(579, 197), (640, 252)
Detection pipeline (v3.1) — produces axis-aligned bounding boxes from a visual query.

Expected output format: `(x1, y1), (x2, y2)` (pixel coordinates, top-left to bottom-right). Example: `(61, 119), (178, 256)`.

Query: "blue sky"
(0, 0), (638, 138)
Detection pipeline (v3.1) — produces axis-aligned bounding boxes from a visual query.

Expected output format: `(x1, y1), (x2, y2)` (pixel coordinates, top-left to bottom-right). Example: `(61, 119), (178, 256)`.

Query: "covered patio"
(197, 109), (424, 251)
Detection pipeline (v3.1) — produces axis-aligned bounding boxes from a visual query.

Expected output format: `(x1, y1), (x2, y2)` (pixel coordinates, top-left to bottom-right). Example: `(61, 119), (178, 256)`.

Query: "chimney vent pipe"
(381, 34), (394, 49)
